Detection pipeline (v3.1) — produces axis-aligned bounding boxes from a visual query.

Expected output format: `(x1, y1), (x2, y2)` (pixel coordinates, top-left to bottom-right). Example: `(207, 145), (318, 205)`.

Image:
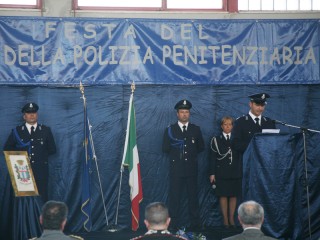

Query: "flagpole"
(79, 82), (88, 164)
(110, 83), (135, 232)
(88, 118), (109, 226)
(109, 163), (124, 232)
(80, 81), (109, 228)
(80, 81), (92, 232)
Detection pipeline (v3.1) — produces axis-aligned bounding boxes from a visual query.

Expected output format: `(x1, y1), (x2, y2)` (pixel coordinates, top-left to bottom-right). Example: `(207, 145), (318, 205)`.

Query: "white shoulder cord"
(210, 137), (233, 164)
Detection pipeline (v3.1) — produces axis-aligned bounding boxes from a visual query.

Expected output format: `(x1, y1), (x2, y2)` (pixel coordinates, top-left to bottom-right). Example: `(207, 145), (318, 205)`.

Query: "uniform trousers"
(169, 173), (200, 228)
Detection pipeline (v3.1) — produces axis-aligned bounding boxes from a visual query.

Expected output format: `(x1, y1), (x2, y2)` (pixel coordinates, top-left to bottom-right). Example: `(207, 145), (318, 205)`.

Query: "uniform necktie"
(182, 125), (187, 133)
(30, 126), (35, 136)
(226, 134), (230, 141)
(255, 117), (260, 126)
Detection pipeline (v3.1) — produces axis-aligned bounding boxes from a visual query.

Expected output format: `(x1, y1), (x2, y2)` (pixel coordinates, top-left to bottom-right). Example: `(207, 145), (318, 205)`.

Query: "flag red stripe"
(131, 162), (143, 231)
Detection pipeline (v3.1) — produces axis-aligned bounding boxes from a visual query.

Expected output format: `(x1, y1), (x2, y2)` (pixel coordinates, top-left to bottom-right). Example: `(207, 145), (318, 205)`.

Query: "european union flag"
(81, 106), (93, 232)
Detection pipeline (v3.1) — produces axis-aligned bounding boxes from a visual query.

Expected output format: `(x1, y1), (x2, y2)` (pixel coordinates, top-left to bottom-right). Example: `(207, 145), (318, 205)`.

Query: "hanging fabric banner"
(0, 17), (318, 85)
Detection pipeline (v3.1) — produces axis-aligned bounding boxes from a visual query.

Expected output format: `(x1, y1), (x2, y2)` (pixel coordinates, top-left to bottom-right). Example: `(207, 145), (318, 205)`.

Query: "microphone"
(272, 119), (285, 125)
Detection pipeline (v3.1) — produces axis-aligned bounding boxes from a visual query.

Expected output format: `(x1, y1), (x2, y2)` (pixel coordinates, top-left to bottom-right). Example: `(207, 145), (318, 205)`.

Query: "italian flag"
(122, 93), (143, 231)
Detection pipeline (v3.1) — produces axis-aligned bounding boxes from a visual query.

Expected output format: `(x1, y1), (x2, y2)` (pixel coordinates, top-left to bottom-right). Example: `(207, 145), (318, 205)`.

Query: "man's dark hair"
(41, 201), (68, 230)
(145, 202), (169, 226)
(238, 200), (264, 226)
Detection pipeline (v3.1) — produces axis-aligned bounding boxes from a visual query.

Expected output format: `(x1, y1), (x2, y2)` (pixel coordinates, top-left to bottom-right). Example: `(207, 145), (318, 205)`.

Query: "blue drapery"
(0, 16), (320, 240)
(0, 85), (320, 240)
(243, 133), (320, 239)
(0, 17), (319, 85)
(0, 174), (42, 239)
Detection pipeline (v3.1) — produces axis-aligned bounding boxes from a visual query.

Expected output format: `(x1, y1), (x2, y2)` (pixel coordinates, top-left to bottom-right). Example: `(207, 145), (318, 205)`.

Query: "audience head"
(144, 202), (170, 230)
(238, 200), (264, 229)
(40, 200), (68, 230)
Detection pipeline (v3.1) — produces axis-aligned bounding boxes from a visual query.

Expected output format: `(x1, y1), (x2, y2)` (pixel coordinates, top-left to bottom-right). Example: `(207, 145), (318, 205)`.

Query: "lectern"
(242, 133), (303, 239)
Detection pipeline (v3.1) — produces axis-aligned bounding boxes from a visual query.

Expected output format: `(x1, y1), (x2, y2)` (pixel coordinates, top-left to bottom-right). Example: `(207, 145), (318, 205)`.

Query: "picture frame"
(3, 151), (39, 197)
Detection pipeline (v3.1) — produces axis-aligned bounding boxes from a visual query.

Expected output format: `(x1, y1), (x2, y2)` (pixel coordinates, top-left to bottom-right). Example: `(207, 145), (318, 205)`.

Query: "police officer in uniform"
(162, 100), (205, 231)
(209, 116), (241, 227)
(232, 93), (276, 154)
(4, 102), (56, 202)
(131, 202), (187, 240)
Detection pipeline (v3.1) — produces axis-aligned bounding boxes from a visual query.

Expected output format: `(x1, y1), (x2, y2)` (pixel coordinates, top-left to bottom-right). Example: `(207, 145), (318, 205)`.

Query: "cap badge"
(183, 100), (186, 105)
(261, 94), (265, 99)
(29, 103), (33, 108)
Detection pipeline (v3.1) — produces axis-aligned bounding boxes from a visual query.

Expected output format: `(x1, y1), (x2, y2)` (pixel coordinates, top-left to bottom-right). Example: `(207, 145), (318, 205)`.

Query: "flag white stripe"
(121, 93), (133, 165)
(129, 145), (139, 198)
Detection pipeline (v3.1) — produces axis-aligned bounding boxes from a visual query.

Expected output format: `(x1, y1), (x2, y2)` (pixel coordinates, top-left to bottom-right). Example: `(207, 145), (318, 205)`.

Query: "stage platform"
(74, 226), (242, 240)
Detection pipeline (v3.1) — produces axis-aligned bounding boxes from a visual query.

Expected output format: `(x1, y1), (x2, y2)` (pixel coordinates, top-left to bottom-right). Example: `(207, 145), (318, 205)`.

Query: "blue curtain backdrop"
(0, 16), (320, 240)
(243, 133), (320, 239)
(0, 85), (320, 240)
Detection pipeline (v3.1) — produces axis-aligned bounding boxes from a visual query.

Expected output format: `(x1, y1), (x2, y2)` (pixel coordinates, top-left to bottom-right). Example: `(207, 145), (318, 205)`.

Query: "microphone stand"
(273, 120), (320, 240)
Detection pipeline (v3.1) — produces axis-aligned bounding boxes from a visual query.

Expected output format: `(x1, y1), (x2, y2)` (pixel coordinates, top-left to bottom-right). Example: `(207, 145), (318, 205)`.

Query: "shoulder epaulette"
(39, 124), (48, 130)
(236, 114), (245, 120)
(177, 235), (188, 239)
(69, 234), (84, 240)
(130, 235), (143, 240)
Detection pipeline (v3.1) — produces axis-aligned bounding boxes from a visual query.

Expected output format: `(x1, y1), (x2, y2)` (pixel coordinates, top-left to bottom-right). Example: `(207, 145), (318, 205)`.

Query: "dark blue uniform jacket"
(232, 114), (276, 154)
(209, 134), (242, 179)
(163, 122), (204, 177)
(4, 124), (56, 183)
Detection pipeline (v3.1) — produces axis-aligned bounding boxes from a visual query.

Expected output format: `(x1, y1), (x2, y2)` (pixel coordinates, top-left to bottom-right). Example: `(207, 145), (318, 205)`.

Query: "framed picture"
(3, 151), (39, 197)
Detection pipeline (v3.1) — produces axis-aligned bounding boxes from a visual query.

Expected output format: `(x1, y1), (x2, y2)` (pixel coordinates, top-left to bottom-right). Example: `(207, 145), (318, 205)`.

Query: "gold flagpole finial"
(80, 81), (84, 95)
(131, 82), (135, 93)
(79, 81), (86, 102)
